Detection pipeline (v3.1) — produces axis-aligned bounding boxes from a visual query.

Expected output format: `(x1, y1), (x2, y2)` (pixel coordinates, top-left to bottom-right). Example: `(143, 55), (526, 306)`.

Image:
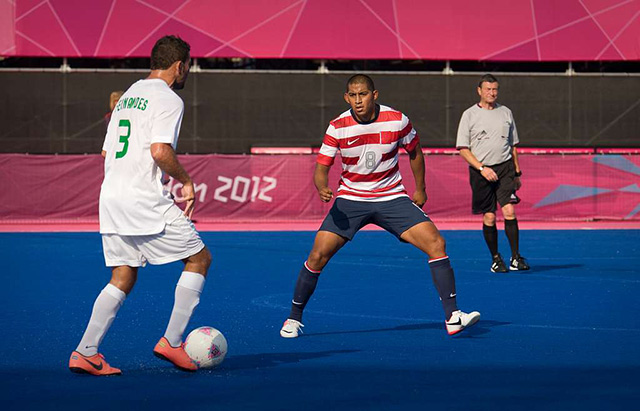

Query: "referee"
(456, 74), (529, 273)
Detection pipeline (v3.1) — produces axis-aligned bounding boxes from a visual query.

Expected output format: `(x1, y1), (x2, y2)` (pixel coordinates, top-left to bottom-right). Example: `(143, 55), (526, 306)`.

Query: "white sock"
(76, 283), (126, 356)
(164, 271), (206, 347)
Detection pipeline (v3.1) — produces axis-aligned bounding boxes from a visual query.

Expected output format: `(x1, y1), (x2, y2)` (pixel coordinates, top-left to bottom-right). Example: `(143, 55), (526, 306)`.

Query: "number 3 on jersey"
(115, 119), (131, 159)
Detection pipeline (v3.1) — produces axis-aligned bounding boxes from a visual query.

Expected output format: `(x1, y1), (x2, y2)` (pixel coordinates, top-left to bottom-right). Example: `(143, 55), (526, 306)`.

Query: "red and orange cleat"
(69, 351), (122, 376)
(153, 337), (197, 372)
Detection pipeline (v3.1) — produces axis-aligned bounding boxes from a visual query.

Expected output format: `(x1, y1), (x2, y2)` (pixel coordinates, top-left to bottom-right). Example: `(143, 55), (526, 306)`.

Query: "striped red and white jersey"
(317, 104), (420, 202)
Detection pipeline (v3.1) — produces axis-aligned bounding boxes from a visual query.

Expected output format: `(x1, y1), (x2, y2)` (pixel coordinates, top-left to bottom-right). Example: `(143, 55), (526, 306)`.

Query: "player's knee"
(483, 213), (496, 225)
(199, 247), (212, 271)
(431, 234), (446, 256)
(186, 247), (212, 274)
(502, 206), (516, 219)
(307, 250), (329, 271)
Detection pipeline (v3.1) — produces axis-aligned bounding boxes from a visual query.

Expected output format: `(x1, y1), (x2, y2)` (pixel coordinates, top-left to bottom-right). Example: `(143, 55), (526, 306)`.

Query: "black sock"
(428, 257), (458, 320)
(288, 262), (320, 322)
(483, 224), (499, 257)
(504, 219), (520, 258)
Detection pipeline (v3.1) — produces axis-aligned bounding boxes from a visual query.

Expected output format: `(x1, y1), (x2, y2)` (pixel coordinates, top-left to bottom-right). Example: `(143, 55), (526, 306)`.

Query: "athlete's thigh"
(318, 198), (373, 241)
(102, 234), (146, 267)
(134, 214), (205, 265)
(400, 221), (444, 257)
(311, 230), (348, 258)
(373, 197), (431, 240)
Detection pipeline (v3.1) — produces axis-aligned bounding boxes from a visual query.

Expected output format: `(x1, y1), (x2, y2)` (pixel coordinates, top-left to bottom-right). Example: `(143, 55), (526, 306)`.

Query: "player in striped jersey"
(280, 75), (480, 338)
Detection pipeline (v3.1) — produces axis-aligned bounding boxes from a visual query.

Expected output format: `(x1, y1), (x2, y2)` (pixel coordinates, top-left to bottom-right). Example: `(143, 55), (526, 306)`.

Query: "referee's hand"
(481, 167), (499, 182)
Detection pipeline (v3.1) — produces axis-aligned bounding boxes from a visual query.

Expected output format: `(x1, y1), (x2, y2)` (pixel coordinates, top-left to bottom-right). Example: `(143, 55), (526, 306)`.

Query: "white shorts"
(102, 214), (206, 267)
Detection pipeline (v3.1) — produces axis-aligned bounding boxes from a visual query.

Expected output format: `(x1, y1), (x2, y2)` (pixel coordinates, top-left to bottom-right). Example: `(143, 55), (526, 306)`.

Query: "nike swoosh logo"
(449, 293), (456, 298)
(347, 138), (359, 145)
(447, 319), (462, 326)
(82, 358), (104, 371)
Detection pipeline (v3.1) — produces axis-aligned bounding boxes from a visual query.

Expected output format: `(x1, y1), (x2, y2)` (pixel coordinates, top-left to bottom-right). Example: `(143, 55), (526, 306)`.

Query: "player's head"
(477, 73), (499, 105)
(344, 74), (379, 122)
(109, 91), (123, 111)
(150, 35), (191, 90)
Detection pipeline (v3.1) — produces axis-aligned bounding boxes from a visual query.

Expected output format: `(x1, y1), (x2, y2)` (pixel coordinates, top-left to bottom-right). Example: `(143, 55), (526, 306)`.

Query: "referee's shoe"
(490, 254), (508, 273)
(509, 255), (530, 271)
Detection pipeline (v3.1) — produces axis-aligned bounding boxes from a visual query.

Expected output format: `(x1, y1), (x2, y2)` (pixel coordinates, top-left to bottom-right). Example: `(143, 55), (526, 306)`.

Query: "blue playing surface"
(0, 229), (639, 410)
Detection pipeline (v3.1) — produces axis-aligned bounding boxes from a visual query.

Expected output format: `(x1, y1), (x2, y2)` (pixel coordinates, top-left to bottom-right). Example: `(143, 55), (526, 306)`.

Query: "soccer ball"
(184, 326), (227, 369)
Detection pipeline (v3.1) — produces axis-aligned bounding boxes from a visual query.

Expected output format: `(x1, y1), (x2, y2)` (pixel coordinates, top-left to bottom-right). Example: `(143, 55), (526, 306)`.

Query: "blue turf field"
(0, 229), (639, 410)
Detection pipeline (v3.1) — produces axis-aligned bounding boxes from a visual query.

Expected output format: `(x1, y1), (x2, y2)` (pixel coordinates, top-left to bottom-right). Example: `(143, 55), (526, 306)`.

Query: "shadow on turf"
(222, 350), (360, 371)
(304, 320), (510, 338)
(528, 264), (583, 273)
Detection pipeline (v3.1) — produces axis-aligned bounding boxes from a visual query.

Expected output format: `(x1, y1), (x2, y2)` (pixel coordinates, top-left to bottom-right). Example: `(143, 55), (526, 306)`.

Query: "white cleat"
(280, 319), (304, 338)
(445, 310), (481, 335)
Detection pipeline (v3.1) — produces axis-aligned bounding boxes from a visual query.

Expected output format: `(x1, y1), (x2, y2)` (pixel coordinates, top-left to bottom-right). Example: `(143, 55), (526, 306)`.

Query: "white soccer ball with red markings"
(184, 326), (227, 369)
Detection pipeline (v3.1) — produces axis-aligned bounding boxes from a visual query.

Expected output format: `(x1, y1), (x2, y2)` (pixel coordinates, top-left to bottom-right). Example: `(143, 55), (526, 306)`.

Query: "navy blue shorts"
(319, 196), (432, 241)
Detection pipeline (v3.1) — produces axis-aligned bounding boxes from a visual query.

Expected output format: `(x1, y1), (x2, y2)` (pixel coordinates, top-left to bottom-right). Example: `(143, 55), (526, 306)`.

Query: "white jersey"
(100, 78), (184, 235)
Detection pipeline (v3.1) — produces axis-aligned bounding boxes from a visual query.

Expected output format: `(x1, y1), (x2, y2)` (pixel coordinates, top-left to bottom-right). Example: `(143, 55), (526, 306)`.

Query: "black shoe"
(509, 255), (530, 271)
(491, 254), (508, 273)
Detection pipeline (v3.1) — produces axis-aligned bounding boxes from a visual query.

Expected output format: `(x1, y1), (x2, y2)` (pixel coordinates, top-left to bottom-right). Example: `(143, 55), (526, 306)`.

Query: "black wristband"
(515, 171), (522, 177)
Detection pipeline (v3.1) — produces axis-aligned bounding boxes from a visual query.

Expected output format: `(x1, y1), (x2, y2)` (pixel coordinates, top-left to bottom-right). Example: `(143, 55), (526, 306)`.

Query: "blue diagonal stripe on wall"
(592, 155), (640, 176)
(619, 184), (640, 193)
(534, 185), (612, 208)
(625, 203), (640, 219)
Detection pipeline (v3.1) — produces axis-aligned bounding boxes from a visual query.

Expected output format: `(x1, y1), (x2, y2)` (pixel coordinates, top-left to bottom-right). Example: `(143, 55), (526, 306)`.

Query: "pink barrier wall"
(1, 153), (639, 223)
(3, 0), (638, 60)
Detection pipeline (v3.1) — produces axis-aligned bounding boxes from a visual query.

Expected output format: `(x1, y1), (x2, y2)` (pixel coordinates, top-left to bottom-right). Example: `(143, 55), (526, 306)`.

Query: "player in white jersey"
(280, 75), (480, 338)
(69, 36), (212, 376)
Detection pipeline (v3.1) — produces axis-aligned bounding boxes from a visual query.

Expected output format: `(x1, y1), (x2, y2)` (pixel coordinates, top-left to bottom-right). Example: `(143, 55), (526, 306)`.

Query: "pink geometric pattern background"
(2, 0), (638, 60)
(1, 153), (638, 222)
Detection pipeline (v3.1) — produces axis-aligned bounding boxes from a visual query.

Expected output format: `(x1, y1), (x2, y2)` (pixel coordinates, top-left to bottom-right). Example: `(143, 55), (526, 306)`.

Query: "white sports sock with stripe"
(164, 271), (206, 347)
(76, 283), (126, 356)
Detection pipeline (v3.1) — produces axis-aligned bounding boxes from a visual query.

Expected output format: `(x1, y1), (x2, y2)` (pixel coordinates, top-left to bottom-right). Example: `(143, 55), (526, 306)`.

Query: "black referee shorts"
(469, 160), (517, 214)
(319, 197), (431, 241)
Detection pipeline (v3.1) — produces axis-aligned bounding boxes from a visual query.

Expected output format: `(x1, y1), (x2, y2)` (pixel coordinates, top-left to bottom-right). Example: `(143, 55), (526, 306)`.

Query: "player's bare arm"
(313, 163), (333, 202)
(408, 142), (427, 207)
(459, 148), (498, 182)
(151, 142), (196, 218)
(512, 145), (522, 190)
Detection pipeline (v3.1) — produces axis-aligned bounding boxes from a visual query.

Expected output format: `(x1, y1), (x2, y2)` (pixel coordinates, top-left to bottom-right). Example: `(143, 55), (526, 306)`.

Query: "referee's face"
(478, 81), (499, 105)
(344, 83), (378, 122)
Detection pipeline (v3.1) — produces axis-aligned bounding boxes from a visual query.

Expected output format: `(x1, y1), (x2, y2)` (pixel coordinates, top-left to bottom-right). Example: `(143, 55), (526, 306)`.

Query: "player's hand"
(175, 180), (196, 219)
(318, 187), (334, 202)
(412, 189), (427, 208)
(481, 167), (499, 182)
(514, 176), (522, 190)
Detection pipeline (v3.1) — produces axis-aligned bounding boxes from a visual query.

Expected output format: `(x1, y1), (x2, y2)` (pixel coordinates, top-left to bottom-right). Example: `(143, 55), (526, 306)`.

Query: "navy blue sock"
(504, 219), (520, 258)
(288, 262), (320, 322)
(428, 257), (458, 319)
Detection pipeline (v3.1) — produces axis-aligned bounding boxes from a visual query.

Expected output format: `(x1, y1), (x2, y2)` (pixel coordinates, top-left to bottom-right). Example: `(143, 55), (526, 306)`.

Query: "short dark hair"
(347, 74), (375, 92)
(478, 74), (498, 88)
(150, 35), (191, 70)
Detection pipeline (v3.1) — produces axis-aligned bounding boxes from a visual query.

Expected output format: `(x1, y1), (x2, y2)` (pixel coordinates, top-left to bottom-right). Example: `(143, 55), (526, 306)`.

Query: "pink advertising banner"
(3, 0), (639, 60)
(1, 153), (639, 223)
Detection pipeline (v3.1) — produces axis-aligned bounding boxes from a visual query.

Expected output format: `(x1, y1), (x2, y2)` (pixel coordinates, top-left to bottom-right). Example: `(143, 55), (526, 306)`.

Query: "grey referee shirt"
(456, 103), (519, 166)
